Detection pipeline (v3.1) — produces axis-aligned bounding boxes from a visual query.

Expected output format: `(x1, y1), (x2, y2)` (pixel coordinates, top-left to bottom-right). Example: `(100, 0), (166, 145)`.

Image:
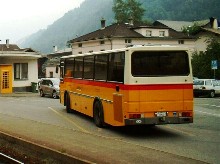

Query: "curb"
(0, 130), (92, 164)
(0, 92), (39, 97)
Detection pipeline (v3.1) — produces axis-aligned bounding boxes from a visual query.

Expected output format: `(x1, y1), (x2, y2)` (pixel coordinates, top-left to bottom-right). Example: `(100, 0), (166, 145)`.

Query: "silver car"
(39, 78), (60, 99)
(193, 79), (220, 98)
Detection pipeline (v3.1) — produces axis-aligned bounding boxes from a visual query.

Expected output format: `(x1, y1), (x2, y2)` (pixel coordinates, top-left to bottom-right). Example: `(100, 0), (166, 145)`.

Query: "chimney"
(213, 19), (218, 29)
(6, 39), (9, 48)
(128, 17), (134, 26)
(210, 17), (218, 29)
(101, 18), (106, 29)
(53, 46), (58, 52)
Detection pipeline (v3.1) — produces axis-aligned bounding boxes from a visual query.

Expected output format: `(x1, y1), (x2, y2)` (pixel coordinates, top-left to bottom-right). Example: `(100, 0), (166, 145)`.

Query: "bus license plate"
(156, 112), (167, 117)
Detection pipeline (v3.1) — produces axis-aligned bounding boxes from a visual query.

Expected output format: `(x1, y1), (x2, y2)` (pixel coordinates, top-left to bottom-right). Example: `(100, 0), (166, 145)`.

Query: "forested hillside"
(19, 0), (220, 53)
(141, 0), (220, 21)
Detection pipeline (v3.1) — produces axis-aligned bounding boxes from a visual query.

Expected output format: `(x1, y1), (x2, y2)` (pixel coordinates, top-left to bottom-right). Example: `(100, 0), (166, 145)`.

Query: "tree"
(182, 23), (201, 36)
(192, 37), (220, 79)
(112, 0), (127, 23)
(112, 0), (145, 24)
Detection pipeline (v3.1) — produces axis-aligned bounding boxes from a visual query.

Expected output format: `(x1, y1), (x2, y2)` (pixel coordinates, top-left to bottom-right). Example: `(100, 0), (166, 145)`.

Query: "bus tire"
(52, 91), (58, 99)
(40, 90), (45, 97)
(93, 101), (104, 128)
(65, 93), (71, 113)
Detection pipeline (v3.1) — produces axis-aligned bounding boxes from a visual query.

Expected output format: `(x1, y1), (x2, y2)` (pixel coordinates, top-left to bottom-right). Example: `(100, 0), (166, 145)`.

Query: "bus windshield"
(131, 51), (190, 77)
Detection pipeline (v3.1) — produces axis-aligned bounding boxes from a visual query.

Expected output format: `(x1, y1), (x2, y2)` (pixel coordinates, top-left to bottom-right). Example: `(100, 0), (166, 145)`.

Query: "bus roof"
(61, 45), (189, 59)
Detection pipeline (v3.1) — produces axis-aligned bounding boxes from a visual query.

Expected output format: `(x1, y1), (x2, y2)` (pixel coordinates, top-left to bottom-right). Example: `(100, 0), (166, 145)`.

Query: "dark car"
(39, 78), (60, 99)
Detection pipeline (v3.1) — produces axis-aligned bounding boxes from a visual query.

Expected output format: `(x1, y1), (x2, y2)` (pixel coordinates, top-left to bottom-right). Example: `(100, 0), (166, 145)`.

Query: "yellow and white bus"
(60, 45), (193, 127)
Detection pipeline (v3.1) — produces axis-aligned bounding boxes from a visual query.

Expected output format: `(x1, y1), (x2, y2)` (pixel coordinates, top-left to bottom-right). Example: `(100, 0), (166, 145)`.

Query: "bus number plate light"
(155, 112), (167, 117)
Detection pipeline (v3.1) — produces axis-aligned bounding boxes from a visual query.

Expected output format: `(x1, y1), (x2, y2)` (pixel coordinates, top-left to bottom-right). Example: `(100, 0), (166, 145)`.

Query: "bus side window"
(84, 55), (94, 80)
(108, 52), (124, 82)
(64, 59), (74, 77)
(65, 70), (72, 77)
(74, 57), (83, 79)
(95, 54), (108, 81)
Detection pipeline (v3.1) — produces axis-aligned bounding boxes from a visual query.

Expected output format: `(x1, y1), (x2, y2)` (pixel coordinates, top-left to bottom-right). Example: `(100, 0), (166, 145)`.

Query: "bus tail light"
(129, 114), (141, 119)
(179, 112), (192, 117)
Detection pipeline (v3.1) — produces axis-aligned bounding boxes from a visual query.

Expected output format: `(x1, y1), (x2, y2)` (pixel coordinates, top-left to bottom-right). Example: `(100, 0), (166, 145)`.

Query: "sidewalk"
(0, 92), (39, 97)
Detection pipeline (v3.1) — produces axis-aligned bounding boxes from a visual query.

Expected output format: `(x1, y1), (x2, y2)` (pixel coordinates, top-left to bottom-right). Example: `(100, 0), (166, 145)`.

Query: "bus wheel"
(65, 93), (71, 113)
(40, 90), (45, 97)
(93, 101), (104, 128)
(52, 91), (58, 99)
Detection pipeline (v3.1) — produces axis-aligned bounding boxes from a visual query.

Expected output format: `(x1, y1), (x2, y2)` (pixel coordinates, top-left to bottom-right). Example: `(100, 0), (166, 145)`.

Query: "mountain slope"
(19, 0), (220, 53)
(20, 0), (114, 53)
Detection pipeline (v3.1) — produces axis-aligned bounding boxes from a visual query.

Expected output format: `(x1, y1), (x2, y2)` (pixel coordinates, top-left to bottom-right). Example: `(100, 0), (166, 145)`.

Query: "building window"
(78, 52), (82, 54)
(146, 30), (152, 37)
(159, 31), (165, 37)
(78, 43), (82, 47)
(14, 63), (28, 80)
(178, 40), (184, 44)
(49, 72), (53, 78)
(125, 39), (132, 43)
(100, 40), (105, 44)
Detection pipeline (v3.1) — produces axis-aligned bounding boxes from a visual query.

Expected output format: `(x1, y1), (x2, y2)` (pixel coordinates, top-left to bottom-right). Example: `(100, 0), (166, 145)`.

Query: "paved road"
(0, 94), (219, 163)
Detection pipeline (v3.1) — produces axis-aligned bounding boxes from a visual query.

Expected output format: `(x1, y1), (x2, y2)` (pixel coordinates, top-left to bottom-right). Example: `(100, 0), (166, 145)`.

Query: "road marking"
(210, 105), (220, 108)
(194, 103), (209, 106)
(49, 107), (90, 134)
(195, 110), (220, 117)
(195, 103), (220, 108)
(49, 107), (122, 140)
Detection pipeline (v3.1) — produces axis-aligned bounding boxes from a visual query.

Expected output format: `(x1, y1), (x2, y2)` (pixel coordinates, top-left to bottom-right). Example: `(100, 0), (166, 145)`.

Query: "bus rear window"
(131, 51), (190, 77)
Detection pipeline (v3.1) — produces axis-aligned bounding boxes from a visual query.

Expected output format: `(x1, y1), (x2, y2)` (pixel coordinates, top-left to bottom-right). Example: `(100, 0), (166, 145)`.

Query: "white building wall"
(0, 58), (38, 87)
(134, 28), (169, 37)
(46, 66), (60, 78)
(72, 38), (196, 56)
(72, 40), (112, 55)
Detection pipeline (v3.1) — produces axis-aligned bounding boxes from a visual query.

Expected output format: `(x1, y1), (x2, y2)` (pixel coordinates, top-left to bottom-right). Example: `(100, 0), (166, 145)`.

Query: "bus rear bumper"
(125, 117), (193, 125)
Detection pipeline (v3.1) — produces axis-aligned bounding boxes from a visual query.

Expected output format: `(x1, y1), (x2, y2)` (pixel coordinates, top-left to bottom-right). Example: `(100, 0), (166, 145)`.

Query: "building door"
(0, 65), (12, 94)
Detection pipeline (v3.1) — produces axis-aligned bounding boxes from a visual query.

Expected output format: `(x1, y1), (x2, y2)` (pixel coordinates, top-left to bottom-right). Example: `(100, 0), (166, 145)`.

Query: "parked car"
(193, 77), (198, 80)
(193, 79), (220, 98)
(39, 78), (60, 99)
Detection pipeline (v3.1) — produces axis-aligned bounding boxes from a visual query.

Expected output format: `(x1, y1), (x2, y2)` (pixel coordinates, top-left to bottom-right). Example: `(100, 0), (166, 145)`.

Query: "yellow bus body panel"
(60, 80), (193, 126)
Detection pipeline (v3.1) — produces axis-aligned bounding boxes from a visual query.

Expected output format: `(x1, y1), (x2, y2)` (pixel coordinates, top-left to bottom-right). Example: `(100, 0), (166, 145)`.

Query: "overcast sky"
(0, 0), (84, 44)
